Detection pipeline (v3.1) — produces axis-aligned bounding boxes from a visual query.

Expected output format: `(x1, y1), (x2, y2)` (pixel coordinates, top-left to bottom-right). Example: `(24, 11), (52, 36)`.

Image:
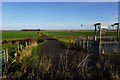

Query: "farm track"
(40, 32), (81, 64)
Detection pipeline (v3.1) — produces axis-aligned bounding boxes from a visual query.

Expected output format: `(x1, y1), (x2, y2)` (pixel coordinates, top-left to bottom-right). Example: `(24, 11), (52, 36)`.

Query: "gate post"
(94, 25), (97, 41)
(94, 23), (102, 54)
(99, 24), (102, 54)
(117, 23), (119, 41)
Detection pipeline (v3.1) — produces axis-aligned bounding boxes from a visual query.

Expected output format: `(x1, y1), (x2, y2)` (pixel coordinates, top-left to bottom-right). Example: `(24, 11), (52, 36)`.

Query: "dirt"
(40, 32), (83, 64)
(40, 33), (65, 57)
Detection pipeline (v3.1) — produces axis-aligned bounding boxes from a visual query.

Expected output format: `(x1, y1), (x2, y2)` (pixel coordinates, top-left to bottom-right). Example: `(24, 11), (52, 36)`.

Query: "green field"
(2, 31), (40, 40)
(44, 31), (95, 36)
(43, 30), (118, 43)
(1, 30), (119, 42)
(43, 30), (118, 36)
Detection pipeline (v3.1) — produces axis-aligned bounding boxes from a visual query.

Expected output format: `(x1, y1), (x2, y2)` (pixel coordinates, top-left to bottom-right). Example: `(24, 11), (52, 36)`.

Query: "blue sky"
(1, 0), (120, 2)
(2, 2), (118, 30)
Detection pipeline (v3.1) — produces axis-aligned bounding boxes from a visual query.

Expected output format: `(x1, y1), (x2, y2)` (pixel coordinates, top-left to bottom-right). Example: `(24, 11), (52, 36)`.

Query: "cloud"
(1, 0), (120, 2)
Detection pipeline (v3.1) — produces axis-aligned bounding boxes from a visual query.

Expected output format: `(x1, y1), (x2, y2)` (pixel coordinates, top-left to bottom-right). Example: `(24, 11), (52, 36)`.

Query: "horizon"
(2, 2), (118, 30)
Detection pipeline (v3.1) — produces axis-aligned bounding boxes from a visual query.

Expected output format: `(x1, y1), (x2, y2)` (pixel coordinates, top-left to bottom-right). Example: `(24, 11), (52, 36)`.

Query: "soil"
(40, 32), (83, 64)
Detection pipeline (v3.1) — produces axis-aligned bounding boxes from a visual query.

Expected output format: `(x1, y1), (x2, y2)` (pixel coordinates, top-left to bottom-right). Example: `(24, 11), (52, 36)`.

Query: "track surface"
(40, 32), (66, 59)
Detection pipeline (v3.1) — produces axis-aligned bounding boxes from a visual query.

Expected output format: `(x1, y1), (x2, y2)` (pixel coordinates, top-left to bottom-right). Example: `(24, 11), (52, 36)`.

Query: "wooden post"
(20, 45), (22, 50)
(14, 51), (17, 57)
(102, 50), (104, 55)
(6, 49), (8, 62)
(26, 42), (27, 47)
(29, 41), (30, 45)
(87, 36), (89, 52)
(17, 43), (19, 53)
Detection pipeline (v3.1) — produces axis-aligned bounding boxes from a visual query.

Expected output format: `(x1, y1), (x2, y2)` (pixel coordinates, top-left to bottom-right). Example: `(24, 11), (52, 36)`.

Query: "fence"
(101, 42), (119, 53)
(77, 37), (120, 54)
(0, 50), (6, 79)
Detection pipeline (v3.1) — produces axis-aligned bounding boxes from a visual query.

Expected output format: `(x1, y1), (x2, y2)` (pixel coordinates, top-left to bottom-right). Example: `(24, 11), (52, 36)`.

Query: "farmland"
(43, 30), (119, 43)
(1, 30), (120, 79)
(2, 31), (40, 40)
(1, 30), (118, 40)
(43, 30), (118, 36)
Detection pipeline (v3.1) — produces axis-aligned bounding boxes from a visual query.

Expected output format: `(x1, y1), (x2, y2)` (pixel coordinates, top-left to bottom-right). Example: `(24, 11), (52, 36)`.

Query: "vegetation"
(43, 30), (119, 43)
(1, 30), (120, 79)
(2, 44), (18, 60)
(2, 38), (46, 79)
(2, 31), (40, 40)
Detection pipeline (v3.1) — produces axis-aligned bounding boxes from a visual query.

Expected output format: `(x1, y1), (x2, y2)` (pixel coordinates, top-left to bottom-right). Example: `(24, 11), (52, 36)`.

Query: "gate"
(0, 50), (6, 79)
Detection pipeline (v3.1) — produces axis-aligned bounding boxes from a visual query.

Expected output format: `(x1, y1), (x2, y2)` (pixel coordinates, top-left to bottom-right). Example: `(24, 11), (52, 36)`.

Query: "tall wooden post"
(6, 49), (8, 62)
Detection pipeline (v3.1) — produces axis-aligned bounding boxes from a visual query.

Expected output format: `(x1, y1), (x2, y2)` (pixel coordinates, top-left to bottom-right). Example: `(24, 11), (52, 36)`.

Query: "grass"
(44, 31), (95, 36)
(2, 31), (40, 40)
(43, 30), (118, 36)
(3, 38), (46, 79)
(2, 44), (18, 60)
(2, 30), (120, 79)
(43, 30), (119, 44)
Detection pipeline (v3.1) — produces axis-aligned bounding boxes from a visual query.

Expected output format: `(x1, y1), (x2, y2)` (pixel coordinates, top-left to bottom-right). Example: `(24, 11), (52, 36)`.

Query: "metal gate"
(0, 50), (6, 79)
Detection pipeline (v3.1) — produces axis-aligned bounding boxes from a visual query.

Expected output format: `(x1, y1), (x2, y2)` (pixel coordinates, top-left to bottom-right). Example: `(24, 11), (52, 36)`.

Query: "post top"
(114, 23), (119, 26)
(94, 23), (101, 26)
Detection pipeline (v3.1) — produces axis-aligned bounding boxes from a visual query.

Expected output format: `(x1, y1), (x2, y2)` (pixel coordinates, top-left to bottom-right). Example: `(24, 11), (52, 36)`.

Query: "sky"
(1, 0), (120, 2)
(118, 2), (120, 23)
(2, 2), (118, 30)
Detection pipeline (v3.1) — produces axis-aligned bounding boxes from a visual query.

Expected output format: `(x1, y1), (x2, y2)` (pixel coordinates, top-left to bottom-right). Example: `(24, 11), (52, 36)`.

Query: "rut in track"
(39, 33), (83, 64)
(40, 33), (66, 59)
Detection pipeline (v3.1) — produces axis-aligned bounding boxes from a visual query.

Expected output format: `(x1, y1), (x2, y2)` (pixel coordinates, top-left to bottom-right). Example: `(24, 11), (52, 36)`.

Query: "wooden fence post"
(26, 42), (27, 47)
(14, 48), (17, 57)
(29, 41), (30, 45)
(20, 45), (22, 50)
(17, 43), (19, 53)
(6, 49), (8, 62)
(102, 50), (104, 55)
